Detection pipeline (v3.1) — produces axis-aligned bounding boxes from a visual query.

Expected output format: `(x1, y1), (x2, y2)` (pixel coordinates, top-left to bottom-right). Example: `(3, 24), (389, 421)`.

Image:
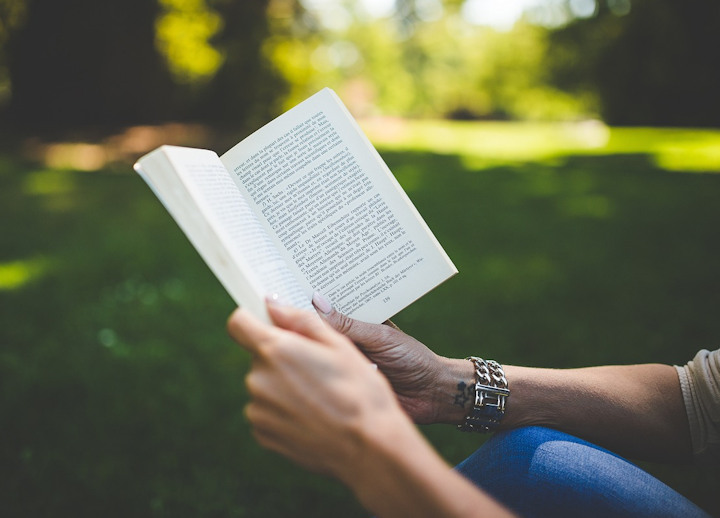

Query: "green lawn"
(1, 123), (719, 516)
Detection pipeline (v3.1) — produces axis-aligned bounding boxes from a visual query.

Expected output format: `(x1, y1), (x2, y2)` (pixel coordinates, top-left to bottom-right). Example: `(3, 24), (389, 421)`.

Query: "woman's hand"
(312, 292), (474, 425)
(227, 299), (514, 518)
(226, 299), (414, 482)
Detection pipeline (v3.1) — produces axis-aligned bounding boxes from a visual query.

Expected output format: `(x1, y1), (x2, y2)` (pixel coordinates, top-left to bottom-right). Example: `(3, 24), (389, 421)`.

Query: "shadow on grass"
(0, 149), (718, 516)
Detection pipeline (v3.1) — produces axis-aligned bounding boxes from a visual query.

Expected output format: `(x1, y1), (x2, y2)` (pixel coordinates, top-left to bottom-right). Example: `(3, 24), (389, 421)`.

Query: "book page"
(136, 146), (311, 321)
(221, 89), (456, 324)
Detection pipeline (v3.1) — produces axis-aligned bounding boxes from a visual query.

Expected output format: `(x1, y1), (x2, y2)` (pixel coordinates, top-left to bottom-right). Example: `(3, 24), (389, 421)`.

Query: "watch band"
(457, 356), (509, 433)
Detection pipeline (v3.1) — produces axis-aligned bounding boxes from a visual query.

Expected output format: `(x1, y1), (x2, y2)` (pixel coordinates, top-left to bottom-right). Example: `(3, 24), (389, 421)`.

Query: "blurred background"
(1, 0), (719, 516)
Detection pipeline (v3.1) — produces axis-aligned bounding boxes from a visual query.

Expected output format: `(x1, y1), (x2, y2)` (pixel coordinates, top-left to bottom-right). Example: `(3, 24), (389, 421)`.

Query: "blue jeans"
(456, 426), (710, 518)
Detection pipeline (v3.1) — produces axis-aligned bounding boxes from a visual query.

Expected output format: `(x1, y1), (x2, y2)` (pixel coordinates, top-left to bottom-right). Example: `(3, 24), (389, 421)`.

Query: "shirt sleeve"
(675, 349), (720, 464)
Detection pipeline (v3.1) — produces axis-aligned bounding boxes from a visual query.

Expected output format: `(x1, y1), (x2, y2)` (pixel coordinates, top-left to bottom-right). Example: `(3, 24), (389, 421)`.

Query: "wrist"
(496, 365), (550, 430)
(340, 398), (515, 517)
(342, 408), (491, 517)
(457, 357), (509, 433)
(431, 357), (477, 424)
(338, 406), (431, 496)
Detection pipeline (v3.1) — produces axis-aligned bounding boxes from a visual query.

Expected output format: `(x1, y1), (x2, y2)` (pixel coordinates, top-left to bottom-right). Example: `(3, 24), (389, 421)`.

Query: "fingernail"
(312, 291), (333, 315)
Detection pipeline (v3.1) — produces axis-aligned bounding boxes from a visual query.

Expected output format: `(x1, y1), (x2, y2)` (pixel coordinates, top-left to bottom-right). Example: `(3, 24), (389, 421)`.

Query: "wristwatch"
(457, 356), (509, 433)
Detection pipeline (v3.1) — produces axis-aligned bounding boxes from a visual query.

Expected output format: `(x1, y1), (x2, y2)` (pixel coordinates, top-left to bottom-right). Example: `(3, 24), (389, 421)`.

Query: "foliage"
(0, 0), (27, 104)
(0, 0), (718, 128)
(0, 0), (283, 129)
(1, 124), (719, 516)
(265, 3), (592, 120)
(186, 0), (286, 126)
(546, 0), (720, 126)
(2, 0), (176, 127)
(155, 0), (225, 84)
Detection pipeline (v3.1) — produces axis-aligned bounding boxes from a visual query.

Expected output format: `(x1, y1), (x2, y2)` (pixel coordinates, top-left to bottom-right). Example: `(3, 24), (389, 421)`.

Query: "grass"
(1, 123), (719, 517)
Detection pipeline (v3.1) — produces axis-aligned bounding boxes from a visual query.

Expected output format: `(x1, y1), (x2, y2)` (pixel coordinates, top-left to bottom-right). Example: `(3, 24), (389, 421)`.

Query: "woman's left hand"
(227, 299), (412, 484)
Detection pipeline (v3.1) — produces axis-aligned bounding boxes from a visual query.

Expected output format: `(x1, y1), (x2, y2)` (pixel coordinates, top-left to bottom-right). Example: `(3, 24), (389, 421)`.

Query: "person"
(226, 292), (718, 517)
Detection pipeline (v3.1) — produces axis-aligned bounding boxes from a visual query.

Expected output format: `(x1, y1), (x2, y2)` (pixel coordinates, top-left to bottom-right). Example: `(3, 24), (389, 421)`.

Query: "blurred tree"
(8, 0), (713, 129)
(155, 0), (225, 85)
(0, 0), (285, 131)
(264, 0), (589, 120)
(0, 0), (27, 108)
(195, 0), (287, 126)
(4, 0), (175, 129)
(547, 0), (720, 126)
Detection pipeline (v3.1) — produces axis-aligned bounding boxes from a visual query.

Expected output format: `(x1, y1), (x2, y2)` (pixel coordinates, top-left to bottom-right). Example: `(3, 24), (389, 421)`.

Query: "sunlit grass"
(0, 256), (53, 291)
(361, 119), (610, 160)
(1, 121), (719, 517)
(23, 169), (77, 195)
(361, 119), (720, 172)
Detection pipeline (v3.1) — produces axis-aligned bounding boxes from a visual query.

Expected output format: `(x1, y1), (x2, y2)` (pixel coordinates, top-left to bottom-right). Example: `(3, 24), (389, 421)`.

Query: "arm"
(227, 300), (514, 518)
(496, 363), (689, 462)
(314, 294), (692, 463)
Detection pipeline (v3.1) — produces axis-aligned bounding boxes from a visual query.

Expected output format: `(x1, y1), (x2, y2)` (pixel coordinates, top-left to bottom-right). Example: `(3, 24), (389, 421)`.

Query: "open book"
(134, 88), (457, 324)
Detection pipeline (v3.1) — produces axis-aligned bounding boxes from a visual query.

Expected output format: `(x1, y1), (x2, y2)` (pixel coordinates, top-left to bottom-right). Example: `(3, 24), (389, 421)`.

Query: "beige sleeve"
(675, 349), (720, 463)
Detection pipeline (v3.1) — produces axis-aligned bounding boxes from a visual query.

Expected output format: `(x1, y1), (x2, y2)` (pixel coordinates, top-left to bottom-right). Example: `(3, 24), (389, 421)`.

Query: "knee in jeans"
(459, 426), (602, 487)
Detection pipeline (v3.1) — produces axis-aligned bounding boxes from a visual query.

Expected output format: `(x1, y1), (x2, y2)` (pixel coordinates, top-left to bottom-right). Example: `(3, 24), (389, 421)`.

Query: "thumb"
(312, 291), (394, 346)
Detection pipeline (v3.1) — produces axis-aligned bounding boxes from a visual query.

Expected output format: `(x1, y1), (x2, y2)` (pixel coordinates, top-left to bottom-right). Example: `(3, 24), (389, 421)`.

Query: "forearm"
(343, 413), (514, 518)
(433, 359), (692, 462)
(501, 363), (691, 461)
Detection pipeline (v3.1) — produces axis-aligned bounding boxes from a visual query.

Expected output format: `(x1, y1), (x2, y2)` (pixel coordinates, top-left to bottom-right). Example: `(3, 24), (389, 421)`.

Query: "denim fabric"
(456, 426), (710, 518)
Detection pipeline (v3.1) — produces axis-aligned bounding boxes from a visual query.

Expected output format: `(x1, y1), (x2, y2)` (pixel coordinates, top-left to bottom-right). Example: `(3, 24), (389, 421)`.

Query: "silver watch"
(457, 357), (509, 433)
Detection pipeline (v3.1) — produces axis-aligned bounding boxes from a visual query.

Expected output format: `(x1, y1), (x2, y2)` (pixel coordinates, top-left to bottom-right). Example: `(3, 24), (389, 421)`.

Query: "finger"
(244, 366), (300, 419)
(246, 403), (293, 453)
(250, 422), (330, 476)
(245, 402), (330, 474)
(266, 297), (343, 345)
(226, 307), (278, 355)
(245, 400), (292, 434)
(312, 291), (395, 347)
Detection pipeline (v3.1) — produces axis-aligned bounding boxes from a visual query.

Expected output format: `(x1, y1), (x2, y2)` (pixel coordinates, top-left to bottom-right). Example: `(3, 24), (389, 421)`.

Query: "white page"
(136, 146), (312, 321)
(221, 89), (456, 324)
